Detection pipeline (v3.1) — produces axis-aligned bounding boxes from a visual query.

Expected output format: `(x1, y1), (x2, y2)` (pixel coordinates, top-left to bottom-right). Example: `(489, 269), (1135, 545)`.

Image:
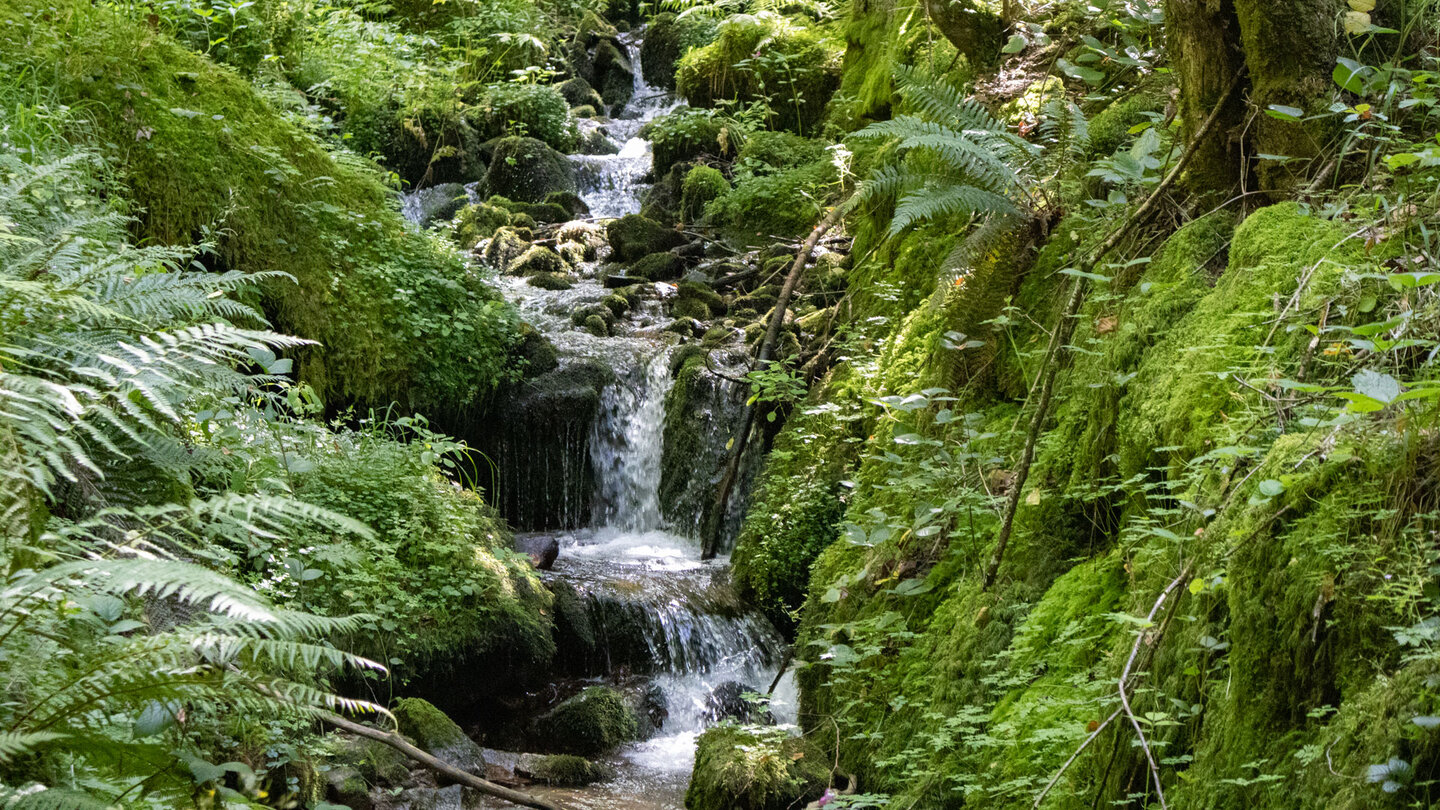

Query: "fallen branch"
(1117, 562), (1194, 810)
(980, 67), (1247, 590)
(702, 204), (846, 559)
(316, 710), (571, 810)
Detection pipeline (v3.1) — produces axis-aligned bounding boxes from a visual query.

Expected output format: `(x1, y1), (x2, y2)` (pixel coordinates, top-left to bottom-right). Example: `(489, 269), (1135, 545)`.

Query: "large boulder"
(533, 686), (638, 755)
(514, 534), (560, 569)
(639, 13), (683, 89)
(685, 725), (829, 810)
(482, 137), (576, 203)
(404, 183), (469, 227)
(629, 251), (685, 281)
(704, 681), (771, 724)
(453, 202), (512, 250)
(323, 766), (371, 810)
(392, 698), (486, 778)
(606, 214), (687, 263)
(480, 226), (530, 272)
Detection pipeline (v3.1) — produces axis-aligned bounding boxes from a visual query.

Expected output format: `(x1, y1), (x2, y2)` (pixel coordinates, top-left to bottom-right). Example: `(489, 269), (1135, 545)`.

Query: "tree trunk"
(1166, 0), (1248, 195)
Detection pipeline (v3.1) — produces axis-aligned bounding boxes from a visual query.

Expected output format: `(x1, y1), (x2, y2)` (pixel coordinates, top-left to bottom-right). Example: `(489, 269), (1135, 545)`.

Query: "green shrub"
(642, 107), (741, 176)
(704, 157), (837, 239)
(675, 13), (841, 135)
(469, 82), (577, 151)
(680, 165), (730, 223)
(639, 12), (720, 89)
(292, 439), (554, 677)
(734, 130), (826, 175)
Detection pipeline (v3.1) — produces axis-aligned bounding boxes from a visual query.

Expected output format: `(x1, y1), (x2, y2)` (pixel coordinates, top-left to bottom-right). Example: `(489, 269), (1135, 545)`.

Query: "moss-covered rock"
(516, 753), (615, 786)
(643, 108), (739, 177)
(673, 280), (726, 320)
(557, 76), (605, 111)
(606, 214), (688, 263)
(453, 202), (514, 250)
(591, 38), (636, 108)
(528, 272), (575, 290)
(482, 137), (576, 203)
(705, 157), (837, 240)
(393, 698), (487, 777)
(1086, 89), (1167, 157)
(679, 165), (729, 224)
(510, 246), (569, 276)
(481, 226), (531, 272)
(629, 251), (686, 281)
(685, 725), (828, 810)
(515, 323), (559, 377)
(534, 687), (639, 755)
(545, 190), (591, 219)
(577, 127), (620, 153)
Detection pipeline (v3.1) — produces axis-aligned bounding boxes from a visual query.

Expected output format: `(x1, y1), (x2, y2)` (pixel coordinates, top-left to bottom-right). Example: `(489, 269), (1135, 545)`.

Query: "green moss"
(676, 15), (841, 135)
(685, 724), (828, 810)
(528, 271), (575, 290)
(639, 12), (719, 89)
(0, 0), (522, 410)
(680, 165), (729, 224)
(482, 136), (576, 202)
(607, 214), (688, 262)
(534, 687), (638, 755)
(557, 77), (605, 111)
(1086, 89), (1166, 157)
(453, 202), (513, 249)
(481, 226), (531, 272)
(523, 754), (614, 786)
(393, 698), (470, 752)
(705, 157), (838, 240)
(293, 441), (554, 678)
(510, 245), (570, 276)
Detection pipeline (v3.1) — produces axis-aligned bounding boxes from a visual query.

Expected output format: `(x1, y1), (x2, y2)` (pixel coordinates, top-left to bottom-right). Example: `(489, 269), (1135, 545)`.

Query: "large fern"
(0, 144), (393, 804)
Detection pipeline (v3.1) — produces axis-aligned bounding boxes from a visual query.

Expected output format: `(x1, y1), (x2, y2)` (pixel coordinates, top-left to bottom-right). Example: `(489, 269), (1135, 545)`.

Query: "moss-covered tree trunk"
(1166, 0), (1247, 194)
(1233, 0), (1342, 191)
(1169, 0), (1341, 194)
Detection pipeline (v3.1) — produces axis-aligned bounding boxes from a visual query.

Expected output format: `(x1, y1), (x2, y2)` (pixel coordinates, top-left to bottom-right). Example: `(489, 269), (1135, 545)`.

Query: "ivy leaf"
(1002, 34), (1027, 53)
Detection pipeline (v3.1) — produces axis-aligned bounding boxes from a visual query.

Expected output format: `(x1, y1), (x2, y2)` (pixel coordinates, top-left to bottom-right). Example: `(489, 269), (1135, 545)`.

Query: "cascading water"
(403, 24), (787, 810)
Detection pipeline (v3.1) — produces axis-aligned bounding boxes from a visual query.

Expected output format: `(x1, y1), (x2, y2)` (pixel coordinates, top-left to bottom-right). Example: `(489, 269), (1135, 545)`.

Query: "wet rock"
(393, 698), (487, 779)
(606, 214), (687, 263)
(576, 127), (620, 154)
(673, 280), (726, 320)
(556, 242), (590, 266)
(453, 202), (512, 250)
(510, 245), (569, 276)
(629, 251), (685, 281)
(405, 183), (468, 227)
(571, 104), (599, 120)
(663, 317), (705, 338)
(514, 534), (559, 570)
(625, 681), (669, 739)
(639, 12), (683, 89)
(323, 766), (371, 810)
(591, 39), (635, 108)
(557, 76), (604, 110)
(544, 190), (591, 219)
(515, 753), (615, 786)
(533, 686), (639, 755)
(601, 293), (631, 318)
(479, 227), (529, 272)
(514, 324), (558, 377)
(583, 314), (610, 337)
(604, 273), (646, 288)
(481, 136), (576, 203)
(639, 161), (688, 225)
(393, 784), (479, 810)
(699, 677), (766, 720)
(331, 735), (413, 787)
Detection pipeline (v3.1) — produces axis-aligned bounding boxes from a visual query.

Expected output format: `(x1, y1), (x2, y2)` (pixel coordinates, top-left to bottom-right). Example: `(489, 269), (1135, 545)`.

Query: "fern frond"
(0, 731), (66, 764)
(889, 185), (1022, 235)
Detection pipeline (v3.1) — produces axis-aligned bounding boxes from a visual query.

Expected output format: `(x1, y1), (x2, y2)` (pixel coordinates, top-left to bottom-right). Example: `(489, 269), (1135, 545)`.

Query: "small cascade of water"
(590, 350), (673, 531)
(572, 28), (681, 219)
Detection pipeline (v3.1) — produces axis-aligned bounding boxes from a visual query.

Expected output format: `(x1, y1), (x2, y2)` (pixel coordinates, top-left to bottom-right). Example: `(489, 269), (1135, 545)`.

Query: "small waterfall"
(590, 350), (672, 531)
(572, 28), (681, 219)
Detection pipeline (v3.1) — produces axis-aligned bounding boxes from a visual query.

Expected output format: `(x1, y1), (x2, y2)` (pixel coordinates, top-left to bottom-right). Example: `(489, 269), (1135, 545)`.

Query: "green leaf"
(1266, 104), (1305, 122)
(1257, 479), (1285, 497)
(1333, 57), (1370, 94)
(135, 700), (182, 738)
(1353, 369), (1402, 405)
(1002, 34), (1026, 53)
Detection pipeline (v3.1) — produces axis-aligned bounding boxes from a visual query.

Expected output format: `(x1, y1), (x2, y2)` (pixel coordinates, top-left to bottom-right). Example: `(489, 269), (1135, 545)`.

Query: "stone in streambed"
(533, 686), (639, 755)
(392, 698), (487, 779)
(480, 227), (529, 272)
(514, 534), (559, 569)
(704, 681), (771, 724)
(606, 214), (687, 263)
(323, 766), (372, 810)
(604, 273), (646, 288)
(557, 76), (604, 110)
(515, 753), (615, 786)
(509, 245), (569, 276)
(686, 725), (828, 810)
(629, 251), (685, 281)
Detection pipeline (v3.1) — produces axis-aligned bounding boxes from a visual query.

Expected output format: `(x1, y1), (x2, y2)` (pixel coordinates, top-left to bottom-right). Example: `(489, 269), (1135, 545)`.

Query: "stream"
(407, 27), (792, 810)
